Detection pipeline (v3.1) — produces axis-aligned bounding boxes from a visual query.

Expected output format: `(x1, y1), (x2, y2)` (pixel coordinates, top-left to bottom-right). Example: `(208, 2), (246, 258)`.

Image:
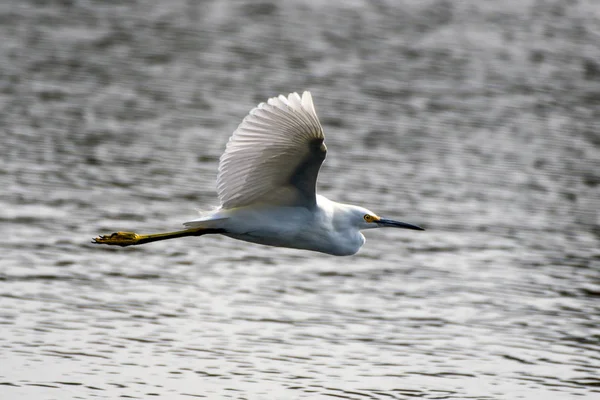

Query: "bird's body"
(94, 91), (423, 255)
(186, 195), (368, 255)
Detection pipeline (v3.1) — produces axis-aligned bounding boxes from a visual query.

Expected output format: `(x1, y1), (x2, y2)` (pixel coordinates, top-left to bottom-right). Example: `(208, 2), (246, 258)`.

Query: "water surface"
(1, 0), (599, 399)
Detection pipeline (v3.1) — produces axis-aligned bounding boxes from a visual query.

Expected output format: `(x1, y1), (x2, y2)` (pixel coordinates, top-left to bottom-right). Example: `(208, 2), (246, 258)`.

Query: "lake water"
(1, 0), (599, 399)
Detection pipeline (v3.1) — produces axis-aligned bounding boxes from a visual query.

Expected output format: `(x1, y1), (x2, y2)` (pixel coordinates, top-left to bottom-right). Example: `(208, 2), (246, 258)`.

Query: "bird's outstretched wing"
(216, 91), (326, 209)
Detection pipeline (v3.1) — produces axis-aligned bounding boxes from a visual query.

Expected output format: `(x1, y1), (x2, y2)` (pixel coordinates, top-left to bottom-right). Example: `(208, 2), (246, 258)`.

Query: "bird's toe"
(93, 231), (140, 247)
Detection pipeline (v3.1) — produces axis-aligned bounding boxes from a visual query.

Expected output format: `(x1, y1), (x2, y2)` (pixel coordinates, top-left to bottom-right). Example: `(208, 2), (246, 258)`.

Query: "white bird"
(93, 91), (423, 255)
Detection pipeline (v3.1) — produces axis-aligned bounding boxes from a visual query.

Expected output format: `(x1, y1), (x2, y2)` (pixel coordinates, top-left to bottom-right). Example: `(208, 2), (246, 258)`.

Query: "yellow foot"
(93, 231), (141, 247)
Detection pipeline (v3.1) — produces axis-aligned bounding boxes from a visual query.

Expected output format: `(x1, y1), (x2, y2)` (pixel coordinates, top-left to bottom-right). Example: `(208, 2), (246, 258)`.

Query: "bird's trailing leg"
(93, 228), (226, 247)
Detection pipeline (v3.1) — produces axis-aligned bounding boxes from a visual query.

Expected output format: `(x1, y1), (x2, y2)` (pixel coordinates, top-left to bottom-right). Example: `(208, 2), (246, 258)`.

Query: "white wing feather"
(216, 91), (325, 209)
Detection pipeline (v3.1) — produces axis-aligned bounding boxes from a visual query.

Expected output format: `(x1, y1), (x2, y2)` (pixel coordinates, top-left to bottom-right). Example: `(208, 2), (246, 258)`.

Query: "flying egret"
(93, 91), (423, 255)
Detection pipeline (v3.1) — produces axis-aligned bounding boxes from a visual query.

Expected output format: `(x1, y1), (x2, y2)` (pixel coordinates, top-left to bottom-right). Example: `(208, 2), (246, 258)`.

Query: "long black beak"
(377, 218), (425, 231)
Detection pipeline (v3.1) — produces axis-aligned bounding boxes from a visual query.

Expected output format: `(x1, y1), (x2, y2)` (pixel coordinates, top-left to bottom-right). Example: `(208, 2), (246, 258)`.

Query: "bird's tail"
(183, 215), (229, 229)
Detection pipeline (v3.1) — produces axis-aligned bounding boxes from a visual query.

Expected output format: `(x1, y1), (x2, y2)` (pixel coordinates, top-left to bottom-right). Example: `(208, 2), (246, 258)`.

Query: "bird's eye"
(364, 214), (372, 222)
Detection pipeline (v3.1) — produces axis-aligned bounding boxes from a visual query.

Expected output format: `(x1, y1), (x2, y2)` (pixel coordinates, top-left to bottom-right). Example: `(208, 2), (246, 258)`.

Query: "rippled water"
(1, 0), (599, 399)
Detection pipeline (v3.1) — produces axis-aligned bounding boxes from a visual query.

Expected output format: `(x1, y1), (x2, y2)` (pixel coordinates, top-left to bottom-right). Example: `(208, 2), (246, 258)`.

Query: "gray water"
(1, 1), (599, 399)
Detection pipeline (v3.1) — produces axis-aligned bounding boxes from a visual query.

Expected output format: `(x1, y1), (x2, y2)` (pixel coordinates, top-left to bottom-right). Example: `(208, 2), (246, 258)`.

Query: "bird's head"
(351, 206), (424, 231)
